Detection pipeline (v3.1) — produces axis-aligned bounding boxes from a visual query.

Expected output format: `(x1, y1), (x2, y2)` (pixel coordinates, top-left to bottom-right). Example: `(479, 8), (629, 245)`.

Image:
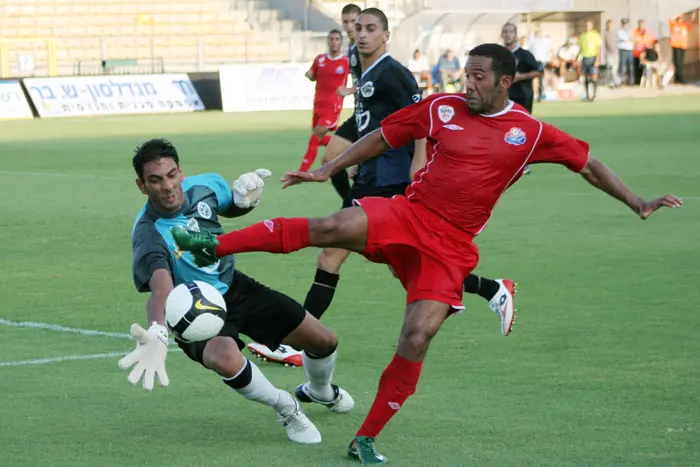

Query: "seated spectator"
(557, 37), (580, 79)
(437, 49), (464, 92)
(641, 40), (674, 88)
(408, 49), (433, 95)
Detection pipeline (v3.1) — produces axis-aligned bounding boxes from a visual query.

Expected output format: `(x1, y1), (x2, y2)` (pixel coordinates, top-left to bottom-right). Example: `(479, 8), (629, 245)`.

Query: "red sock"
(321, 134), (331, 146)
(356, 354), (423, 439)
(300, 135), (321, 172)
(215, 217), (310, 256)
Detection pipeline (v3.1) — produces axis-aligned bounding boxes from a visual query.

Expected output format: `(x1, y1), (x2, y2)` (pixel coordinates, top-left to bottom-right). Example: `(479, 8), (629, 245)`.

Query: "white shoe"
(488, 279), (517, 336)
(276, 399), (322, 444)
(296, 383), (355, 413)
(248, 343), (303, 367)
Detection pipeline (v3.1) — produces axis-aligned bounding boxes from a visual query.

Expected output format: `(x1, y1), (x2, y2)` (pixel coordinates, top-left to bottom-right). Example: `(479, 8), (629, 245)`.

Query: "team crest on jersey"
(197, 201), (212, 219)
(319, 56), (326, 64)
(360, 81), (375, 98)
(336, 65), (345, 74)
(350, 54), (358, 67)
(412, 93), (421, 103)
(437, 105), (455, 123)
(187, 217), (200, 232)
(504, 127), (527, 146)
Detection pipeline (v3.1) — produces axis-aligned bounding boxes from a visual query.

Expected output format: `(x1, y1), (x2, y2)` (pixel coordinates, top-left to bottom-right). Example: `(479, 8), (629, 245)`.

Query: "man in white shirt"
(407, 49), (432, 95)
(617, 18), (635, 85)
(558, 37), (580, 78)
(527, 28), (553, 100)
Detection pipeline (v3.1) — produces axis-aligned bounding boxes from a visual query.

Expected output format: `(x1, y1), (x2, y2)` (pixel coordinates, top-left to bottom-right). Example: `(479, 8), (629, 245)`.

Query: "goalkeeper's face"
(137, 157), (185, 213)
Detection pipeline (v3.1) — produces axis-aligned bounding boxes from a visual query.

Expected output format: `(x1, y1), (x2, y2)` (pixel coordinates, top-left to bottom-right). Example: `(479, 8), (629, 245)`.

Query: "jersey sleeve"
(182, 173), (233, 213)
(524, 51), (544, 72)
(308, 56), (319, 77)
(380, 95), (433, 149)
(529, 122), (590, 172)
(386, 64), (422, 110)
(132, 221), (172, 293)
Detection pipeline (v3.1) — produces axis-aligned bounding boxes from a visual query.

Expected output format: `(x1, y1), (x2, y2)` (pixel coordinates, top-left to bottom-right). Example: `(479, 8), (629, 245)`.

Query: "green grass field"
(0, 97), (698, 467)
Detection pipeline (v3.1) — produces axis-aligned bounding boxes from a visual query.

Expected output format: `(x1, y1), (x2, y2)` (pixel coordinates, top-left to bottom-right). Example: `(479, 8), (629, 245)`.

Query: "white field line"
(0, 318), (131, 339)
(0, 348), (180, 367)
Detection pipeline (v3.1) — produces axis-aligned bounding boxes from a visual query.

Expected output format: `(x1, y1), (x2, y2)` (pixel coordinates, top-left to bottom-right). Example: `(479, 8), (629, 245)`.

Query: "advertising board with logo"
(0, 80), (34, 120)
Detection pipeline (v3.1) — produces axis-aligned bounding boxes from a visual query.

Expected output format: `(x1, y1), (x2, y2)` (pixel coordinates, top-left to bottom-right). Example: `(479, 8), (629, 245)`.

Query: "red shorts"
(312, 105), (341, 130)
(354, 195), (479, 308)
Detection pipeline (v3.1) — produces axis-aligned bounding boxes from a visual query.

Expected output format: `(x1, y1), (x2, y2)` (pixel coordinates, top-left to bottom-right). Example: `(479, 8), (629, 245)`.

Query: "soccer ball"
(165, 281), (227, 342)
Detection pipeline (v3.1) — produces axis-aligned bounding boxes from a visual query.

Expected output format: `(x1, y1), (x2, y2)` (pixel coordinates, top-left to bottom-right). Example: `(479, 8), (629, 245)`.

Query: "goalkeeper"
(121, 138), (354, 445)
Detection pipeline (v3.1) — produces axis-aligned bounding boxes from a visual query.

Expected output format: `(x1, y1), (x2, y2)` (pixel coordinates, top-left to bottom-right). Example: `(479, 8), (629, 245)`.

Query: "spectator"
(641, 40), (675, 89)
(618, 18), (635, 85)
(632, 19), (656, 84)
(527, 27), (553, 100)
(604, 19), (621, 87)
(669, 11), (696, 83)
(557, 37), (580, 79)
(437, 49), (463, 92)
(578, 19), (602, 101)
(408, 49), (433, 95)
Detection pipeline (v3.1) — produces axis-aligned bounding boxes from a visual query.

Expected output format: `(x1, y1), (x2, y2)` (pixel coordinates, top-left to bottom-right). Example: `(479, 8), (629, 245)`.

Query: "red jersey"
(308, 53), (349, 110)
(380, 93), (590, 237)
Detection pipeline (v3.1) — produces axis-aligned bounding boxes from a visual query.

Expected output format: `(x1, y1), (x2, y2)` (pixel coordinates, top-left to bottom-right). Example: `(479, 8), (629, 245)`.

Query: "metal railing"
(0, 32), (331, 78)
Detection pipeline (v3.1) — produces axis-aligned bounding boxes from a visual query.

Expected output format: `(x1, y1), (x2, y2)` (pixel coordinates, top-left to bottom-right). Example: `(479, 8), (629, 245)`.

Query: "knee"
(399, 324), (438, 355)
(202, 336), (246, 377)
(317, 248), (345, 273)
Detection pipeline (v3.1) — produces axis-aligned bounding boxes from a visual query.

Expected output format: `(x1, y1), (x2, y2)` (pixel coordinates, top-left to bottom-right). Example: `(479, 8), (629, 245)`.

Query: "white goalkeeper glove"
(232, 168), (272, 209)
(118, 322), (170, 391)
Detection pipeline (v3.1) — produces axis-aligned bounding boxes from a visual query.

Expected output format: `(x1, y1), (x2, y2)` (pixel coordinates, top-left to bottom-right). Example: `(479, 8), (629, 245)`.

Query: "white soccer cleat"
(488, 279), (517, 336)
(276, 399), (322, 444)
(295, 383), (355, 413)
(247, 342), (303, 367)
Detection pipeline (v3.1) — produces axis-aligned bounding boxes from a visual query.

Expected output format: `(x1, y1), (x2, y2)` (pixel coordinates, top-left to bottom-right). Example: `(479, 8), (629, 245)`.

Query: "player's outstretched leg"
(202, 336), (321, 444)
(323, 134), (353, 199)
(283, 312), (354, 413)
(300, 126), (331, 172)
(172, 207), (369, 265)
(347, 300), (451, 464)
(303, 248), (352, 320)
(463, 275), (517, 336)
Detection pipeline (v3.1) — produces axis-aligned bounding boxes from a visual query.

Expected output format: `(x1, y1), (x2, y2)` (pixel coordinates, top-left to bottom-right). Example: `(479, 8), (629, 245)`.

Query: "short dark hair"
(360, 7), (389, 30)
(341, 3), (361, 16)
(468, 43), (516, 80)
(502, 22), (517, 34)
(132, 138), (179, 179)
(328, 28), (342, 37)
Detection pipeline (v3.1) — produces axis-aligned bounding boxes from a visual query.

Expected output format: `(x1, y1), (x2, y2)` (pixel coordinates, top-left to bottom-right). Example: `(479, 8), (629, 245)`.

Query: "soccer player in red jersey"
(299, 29), (350, 172)
(173, 43), (682, 464)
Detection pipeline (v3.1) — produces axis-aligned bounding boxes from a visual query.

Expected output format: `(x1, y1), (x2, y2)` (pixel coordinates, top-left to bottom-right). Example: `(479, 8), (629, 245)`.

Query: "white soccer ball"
(165, 281), (227, 342)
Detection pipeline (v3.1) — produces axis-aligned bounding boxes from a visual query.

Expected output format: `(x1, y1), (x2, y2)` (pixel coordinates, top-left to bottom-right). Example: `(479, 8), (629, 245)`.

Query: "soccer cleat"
(523, 165), (532, 175)
(488, 279), (517, 336)
(247, 343), (303, 367)
(295, 383), (355, 413)
(170, 227), (220, 267)
(277, 399), (322, 444)
(347, 436), (388, 464)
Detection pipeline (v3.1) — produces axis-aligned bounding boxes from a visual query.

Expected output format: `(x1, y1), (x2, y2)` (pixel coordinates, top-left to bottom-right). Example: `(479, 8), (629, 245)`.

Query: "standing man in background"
(502, 22), (542, 175)
(633, 19), (656, 85)
(604, 19), (621, 88)
(669, 11), (695, 83)
(527, 27), (553, 101)
(578, 19), (602, 101)
(617, 19), (635, 85)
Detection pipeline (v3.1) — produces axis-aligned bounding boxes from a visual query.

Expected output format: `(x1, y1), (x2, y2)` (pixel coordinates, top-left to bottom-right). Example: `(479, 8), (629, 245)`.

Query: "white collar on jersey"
(361, 52), (391, 79)
(480, 100), (515, 117)
(326, 53), (344, 60)
(508, 45), (520, 53)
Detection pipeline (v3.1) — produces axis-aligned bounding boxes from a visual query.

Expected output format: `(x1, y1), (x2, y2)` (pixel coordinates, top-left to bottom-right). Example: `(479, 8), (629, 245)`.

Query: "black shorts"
(341, 182), (409, 209)
(177, 271), (307, 366)
(511, 96), (533, 114)
(334, 116), (358, 143)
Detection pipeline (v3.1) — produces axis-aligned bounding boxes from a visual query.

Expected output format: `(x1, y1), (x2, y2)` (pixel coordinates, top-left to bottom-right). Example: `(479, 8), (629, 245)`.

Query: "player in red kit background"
(173, 43), (682, 464)
(299, 29), (350, 172)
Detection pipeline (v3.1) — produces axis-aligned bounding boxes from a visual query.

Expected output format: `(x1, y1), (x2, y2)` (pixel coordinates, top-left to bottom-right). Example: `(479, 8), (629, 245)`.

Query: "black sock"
(303, 269), (340, 320)
(330, 170), (351, 199)
(591, 79), (597, 99)
(584, 77), (591, 99)
(222, 359), (252, 389)
(462, 274), (500, 301)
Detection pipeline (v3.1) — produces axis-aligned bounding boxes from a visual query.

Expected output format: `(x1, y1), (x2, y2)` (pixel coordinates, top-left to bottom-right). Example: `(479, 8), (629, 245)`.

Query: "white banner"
(219, 63), (353, 113)
(0, 81), (34, 120)
(24, 74), (205, 118)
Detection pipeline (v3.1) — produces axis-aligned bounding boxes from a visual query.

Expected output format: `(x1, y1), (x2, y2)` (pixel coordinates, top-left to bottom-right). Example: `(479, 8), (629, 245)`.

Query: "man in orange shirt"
(670, 11), (696, 83)
(633, 19), (656, 84)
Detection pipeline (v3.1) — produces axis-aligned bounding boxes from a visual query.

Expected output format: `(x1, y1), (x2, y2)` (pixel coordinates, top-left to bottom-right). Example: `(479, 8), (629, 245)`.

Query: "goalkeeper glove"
(233, 169), (272, 209)
(118, 322), (170, 391)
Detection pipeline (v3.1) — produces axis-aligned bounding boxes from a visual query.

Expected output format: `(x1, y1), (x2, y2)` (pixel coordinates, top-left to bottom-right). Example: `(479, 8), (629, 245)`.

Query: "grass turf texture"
(0, 97), (698, 467)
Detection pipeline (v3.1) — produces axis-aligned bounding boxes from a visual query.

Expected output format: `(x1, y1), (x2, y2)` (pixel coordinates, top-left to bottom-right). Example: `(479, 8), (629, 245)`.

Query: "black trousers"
(672, 47), (686, 83)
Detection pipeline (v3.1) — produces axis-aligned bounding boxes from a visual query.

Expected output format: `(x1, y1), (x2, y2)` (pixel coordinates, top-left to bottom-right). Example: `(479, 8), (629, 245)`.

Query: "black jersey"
(354, 53), (421, 187)
(348, 44), (362, 88)
(509, 46), (543, 102)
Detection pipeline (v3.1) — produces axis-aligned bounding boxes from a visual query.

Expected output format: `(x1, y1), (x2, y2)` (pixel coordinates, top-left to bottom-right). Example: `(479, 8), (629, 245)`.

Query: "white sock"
(225, 359), (297, 416)
(303, 350), (337, 402)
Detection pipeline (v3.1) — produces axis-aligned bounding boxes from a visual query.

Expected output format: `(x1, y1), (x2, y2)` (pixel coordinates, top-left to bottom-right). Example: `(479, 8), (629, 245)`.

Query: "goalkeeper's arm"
(147, 269), (174, 325)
